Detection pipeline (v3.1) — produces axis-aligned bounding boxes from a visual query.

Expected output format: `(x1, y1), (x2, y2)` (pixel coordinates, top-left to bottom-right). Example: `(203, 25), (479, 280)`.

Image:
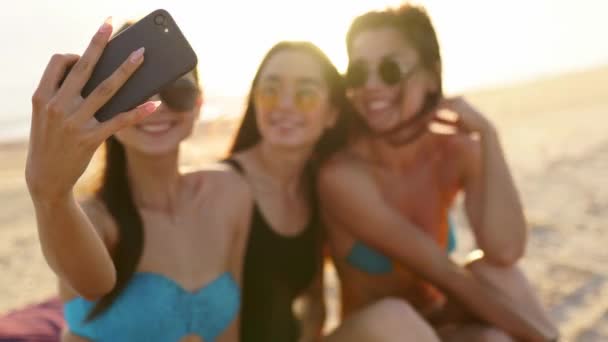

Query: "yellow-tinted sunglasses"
(255, 84), (324, 113)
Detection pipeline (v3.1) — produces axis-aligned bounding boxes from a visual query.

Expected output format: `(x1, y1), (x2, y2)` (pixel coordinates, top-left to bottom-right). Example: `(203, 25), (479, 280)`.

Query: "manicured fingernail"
(143, 101), (161, 113)
(130, 47), (145, 63)
(99, 17), (112, 34)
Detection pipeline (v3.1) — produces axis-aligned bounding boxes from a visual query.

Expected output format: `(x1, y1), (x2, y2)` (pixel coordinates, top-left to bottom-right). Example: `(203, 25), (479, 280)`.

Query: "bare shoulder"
(318, 150), (378, 206)
(186, 163), (253, 224)
(79, 195), (118, 247)
(192, 163), (251, 198)
(320, 145), (373, 177)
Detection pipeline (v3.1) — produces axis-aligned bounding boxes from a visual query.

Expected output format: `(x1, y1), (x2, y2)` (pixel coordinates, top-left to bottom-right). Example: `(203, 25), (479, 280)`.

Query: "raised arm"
(25, 19), (158, 300)
(439, 97), (527, 265)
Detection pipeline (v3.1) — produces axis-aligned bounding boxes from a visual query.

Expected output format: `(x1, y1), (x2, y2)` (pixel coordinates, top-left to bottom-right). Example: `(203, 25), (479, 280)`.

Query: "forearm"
(32, 193), (116, 299)
(394, 246), (551, 341)
(479, 126), (527, 262)
(442, 266), (553, 341)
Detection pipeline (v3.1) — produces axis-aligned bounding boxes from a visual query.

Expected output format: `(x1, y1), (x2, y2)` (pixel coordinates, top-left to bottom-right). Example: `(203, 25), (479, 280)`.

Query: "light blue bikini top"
(64, 271), (240, 342)
(347, 217), (458, 274)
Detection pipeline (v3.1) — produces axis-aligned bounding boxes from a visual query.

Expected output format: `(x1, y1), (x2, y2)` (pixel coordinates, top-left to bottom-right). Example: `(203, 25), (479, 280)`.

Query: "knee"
(466, 256), (523, 281)
(486, 248), (524, 267)
(366, 297), (417, 325)
(364, 298), (439, 341)
(475, 327), (514, 342)
(467, 248), (521, 269)
(467, 257), (529, 293)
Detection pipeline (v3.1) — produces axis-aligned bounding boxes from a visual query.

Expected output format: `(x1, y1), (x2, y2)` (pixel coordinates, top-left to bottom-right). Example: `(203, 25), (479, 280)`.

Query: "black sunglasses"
(159, 78), (200, 112)
(346, 57), (418, 88)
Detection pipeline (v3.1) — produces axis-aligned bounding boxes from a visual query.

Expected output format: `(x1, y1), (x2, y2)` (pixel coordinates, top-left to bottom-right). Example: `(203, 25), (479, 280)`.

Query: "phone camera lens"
(154, 14), (166, 26)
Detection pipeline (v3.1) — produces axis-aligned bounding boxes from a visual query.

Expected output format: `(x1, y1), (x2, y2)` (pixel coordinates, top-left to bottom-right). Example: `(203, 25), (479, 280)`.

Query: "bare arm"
(31, 194), (115, 300)
(463, 126), (527, 266)
(319, 161), (552, 341)
(26, 20), (158, 300)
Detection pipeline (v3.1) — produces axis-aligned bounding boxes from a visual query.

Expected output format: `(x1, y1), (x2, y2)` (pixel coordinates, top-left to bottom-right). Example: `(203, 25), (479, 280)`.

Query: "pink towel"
(0, 297), (63, 342)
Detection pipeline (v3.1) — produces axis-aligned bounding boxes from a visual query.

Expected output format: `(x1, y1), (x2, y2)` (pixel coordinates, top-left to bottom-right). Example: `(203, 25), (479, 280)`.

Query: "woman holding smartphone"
(4, 19), (438, 342)
(25, 20), (248, 342)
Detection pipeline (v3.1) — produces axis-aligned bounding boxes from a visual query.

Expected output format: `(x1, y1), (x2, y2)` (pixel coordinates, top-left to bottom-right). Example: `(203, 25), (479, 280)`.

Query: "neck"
(364, 130), (430, 170)
(252, 141), (313, 194)
(124, 148), (181, 212)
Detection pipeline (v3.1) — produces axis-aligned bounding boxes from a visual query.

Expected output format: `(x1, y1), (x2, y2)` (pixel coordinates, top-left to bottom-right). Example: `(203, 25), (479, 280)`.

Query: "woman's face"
(347, 27), (436, 135)
(114, 72), (201, 156)
(254, 50), (337, 150)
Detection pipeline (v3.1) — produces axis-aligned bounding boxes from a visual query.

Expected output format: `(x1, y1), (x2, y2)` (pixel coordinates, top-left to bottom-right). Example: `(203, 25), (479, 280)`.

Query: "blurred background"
(1, 1), (607, 340)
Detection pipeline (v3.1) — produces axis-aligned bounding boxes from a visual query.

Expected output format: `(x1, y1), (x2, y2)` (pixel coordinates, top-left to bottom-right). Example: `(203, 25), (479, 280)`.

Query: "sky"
(1, 0), (608, 138)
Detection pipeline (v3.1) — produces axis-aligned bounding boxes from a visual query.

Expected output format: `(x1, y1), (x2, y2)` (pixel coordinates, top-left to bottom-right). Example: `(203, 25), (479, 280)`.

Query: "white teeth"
(272, 119), (301, 129)
(278, 123), (297, 129)
(369, 101), (390, 111)
(139, 123), (172, 133)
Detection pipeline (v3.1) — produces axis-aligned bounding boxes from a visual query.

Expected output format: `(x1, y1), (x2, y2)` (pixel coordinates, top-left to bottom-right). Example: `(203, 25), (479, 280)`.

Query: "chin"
(365, 118), (397, 134)
(128, 136), (182, 155)
(138, 145), (180, 157)
(267, 136), (310, 150)
(365, 111), (419, 135)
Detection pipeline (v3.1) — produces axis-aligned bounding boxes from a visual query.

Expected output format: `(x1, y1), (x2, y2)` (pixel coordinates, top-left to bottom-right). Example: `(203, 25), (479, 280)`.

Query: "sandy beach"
(1, 65), (607, 341)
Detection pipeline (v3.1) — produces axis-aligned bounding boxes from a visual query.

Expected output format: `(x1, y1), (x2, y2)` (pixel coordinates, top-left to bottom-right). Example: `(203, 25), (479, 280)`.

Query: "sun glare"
(5, 0), (607, 126)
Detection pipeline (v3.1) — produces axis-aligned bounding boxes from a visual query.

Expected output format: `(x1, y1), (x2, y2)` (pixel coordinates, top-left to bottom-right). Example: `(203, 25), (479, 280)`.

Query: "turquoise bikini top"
(347, 217), (458, 274)
(64, 272), (240, 342)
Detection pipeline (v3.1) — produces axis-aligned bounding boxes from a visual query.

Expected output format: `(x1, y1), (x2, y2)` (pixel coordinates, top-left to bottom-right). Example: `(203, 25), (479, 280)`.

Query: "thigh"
(0, 297), (64, 342)
(437, 324), (514, 342)
(324, 298), (440, 342)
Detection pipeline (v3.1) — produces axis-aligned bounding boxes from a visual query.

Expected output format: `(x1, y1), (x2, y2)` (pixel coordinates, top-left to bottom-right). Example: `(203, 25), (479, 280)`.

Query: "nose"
(276, 89), (296, 112)
(364, 66), (384, 90)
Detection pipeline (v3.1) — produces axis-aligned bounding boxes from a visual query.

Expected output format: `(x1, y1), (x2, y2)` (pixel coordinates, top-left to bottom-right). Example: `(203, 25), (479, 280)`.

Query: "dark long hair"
(228, 42), (350, 293)
(229, 41), (352, 166)
(87, 22), (200, 320)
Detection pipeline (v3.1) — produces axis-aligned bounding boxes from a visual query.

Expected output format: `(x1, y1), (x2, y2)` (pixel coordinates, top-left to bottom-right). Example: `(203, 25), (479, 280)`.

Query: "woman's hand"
(432, 96), (494, 135)
(26, 18), (160, 202)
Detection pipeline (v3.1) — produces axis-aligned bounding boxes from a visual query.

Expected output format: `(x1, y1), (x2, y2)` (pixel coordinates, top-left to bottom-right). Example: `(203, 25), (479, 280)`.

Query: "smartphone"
(81, 9), (198, 122)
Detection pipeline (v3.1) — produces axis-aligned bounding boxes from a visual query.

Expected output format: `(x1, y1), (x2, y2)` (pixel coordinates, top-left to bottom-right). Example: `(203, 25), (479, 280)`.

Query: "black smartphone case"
(82, 9), (198, 122)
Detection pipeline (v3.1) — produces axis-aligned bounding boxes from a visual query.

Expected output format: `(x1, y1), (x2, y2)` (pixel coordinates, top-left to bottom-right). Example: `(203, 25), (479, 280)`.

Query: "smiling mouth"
(271, 118), (303, 130)
(136, 121), (177, 134)
(364, 98), (400, 117)
(369, 100), (391, 111)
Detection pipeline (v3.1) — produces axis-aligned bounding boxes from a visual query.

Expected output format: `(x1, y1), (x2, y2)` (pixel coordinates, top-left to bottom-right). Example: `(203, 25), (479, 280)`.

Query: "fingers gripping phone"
(82, 9), (198, 122)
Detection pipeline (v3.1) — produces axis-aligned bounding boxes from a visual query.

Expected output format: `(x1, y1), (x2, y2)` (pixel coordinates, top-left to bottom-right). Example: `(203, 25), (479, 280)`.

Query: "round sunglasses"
(346, 57), (419, 88)
(158, 78), (200, 112)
